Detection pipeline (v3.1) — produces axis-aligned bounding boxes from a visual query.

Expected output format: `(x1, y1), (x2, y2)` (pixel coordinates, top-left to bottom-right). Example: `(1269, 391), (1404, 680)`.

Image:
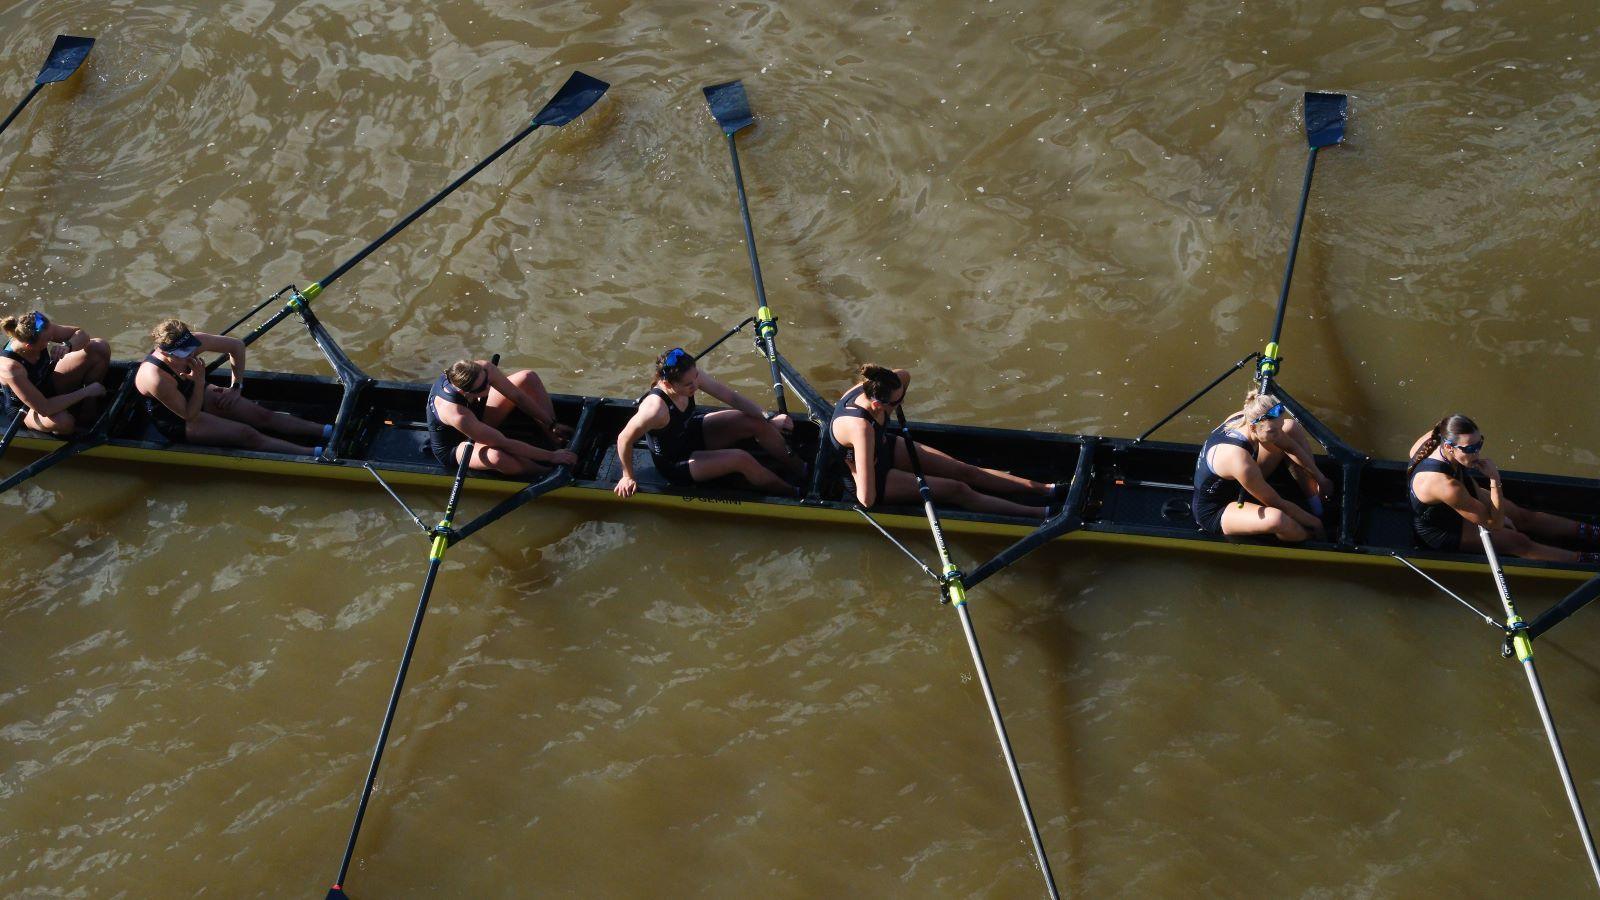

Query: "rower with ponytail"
(0, 308), (112, 436)
(1407, 414), (1600, 562)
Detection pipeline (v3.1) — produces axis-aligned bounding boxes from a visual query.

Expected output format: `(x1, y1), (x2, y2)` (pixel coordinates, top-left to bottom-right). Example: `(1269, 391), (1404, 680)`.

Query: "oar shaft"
(724, 133), (787, 414)
(313, 119), (541, 298)
(332, 552), (445, 889)
(1267, 148), (1320, 351)
(0, 83), (44, 139)
(0, 409), (25, 460)
(954, 601), (1060, 900)
(1478, 527), (1600, 887)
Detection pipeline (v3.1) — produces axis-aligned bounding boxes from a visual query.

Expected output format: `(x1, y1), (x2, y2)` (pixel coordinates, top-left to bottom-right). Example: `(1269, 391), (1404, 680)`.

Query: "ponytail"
(858, 364), (902, 401)
(0, 316), (17, 341)
(1408, 413), (1479, 478)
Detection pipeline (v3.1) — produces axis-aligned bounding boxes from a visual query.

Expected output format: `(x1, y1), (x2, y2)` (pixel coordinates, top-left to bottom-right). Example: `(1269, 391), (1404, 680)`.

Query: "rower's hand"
(614, 474), (637, 498)
(768, 413), (794, 435)
(48, 343), (67, 364)
(552, 422), (574, 442)
(1475, 457), (1501, 481)
(1316, 473), (1335, 500)
(550, 449), (578, 468)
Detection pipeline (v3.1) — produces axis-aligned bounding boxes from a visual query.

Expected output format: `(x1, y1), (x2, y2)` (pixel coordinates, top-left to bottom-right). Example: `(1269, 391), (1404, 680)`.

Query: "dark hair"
(655, 348), (696, 383)
(858, 364), (902, 402)
(445, 360), (485, 391)
(1408, 413), (1479, 478)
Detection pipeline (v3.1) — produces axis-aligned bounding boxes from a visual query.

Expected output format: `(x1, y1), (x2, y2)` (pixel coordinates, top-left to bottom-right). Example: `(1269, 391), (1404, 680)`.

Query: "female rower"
(426, 358), (576, 475)
(0, 310), (111, 435)
(135, 319), (327, 454)
(1408, 414), (1600, 563)
(1192, 389), (1331, 541)
(613, 347), (804, 498)
(829, 364), (1062, 519)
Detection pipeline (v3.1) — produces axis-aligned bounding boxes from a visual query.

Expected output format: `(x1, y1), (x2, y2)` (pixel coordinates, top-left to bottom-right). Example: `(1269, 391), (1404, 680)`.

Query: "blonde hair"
(150, 319), (192, 348)
(1229, 387), (1282, 435)
(445, 360), (484, 390)
(1, 312), (43, 344)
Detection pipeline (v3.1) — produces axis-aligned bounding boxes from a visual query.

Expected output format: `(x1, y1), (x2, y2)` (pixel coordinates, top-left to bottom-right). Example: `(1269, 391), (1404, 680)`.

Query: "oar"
(893, 404), (1060, 899)
(1476, 525), (1600, 888)
(228, 70), (609, 353)
(326, 358), (500, 900)
(1257, 91), (1347, 388)
(702, 80), (787, 415)
(0, 408), (24, 458)
(0, 34), (94, 139)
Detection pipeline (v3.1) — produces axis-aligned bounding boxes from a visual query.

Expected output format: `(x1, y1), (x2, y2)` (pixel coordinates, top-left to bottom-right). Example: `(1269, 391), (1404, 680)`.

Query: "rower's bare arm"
(1422, 475), (1494, 528)
(198, 333), (246, 385)
(138, 363), (202, 423)
(41, 320), (89, 351)
(839, 419), (876, 507)
(698, 372), (764, 418)
(1279, 438), (1332, 495)
(435, 398), (533, 455)
(4, 359), (104, 417)
(614, 398), (668, 484)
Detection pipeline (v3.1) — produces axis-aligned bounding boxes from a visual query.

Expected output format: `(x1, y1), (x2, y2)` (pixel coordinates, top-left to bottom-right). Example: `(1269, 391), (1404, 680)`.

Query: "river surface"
(3, 0), (1600, 896)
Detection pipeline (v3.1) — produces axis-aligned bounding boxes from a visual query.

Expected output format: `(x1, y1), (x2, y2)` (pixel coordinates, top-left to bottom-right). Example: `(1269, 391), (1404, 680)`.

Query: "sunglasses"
(662, 347), (692, 369)
(1444, 436), (1485, 455)
(1250, 403), (1285, 425)
(464, 372), (491, 395)
(31, 311), (46, 335)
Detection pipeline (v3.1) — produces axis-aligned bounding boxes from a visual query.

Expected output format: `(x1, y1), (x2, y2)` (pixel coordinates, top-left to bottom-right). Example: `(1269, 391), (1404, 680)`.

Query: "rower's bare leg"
(50, 338), (110, 423)
(700, 409), (803, 475)
(686, 448), (799, 496)
(1463, 520), (1581, 563)
(484, 369), (559, 431)
(891, 437), (1051, 496)
(204, 386), (324, 441)
(22, 407), (75, 436)
(1500, 496), (1592, 545)
(456, 442), (549, 477)
(1220, 501), (1310, 542)
(185, 412), (311, 454)
(880, 469), (1044, 518)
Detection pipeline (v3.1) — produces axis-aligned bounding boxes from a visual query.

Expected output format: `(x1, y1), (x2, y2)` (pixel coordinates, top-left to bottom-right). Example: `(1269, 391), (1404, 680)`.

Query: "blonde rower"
(1191, 389), (1332, 541)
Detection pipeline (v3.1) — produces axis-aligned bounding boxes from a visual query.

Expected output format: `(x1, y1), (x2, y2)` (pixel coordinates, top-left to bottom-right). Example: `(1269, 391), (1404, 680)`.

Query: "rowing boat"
(7, 354), (1598, 582)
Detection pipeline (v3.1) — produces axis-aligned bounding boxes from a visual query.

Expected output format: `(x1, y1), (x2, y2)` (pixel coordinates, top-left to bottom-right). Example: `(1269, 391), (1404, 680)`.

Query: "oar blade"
(35, 34), (94, 85)
(703, 80), (753, 134)
(530, 70), (608, 126)
(1305, 91), (1348, 148)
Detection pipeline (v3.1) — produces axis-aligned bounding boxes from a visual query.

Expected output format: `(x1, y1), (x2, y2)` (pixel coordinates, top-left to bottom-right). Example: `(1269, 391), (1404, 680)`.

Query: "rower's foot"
(1580, 551), (1600, 566)
(321, 423), (334, 442)
(1048, 481), (1070, 503)
(311, 445), (325, 460)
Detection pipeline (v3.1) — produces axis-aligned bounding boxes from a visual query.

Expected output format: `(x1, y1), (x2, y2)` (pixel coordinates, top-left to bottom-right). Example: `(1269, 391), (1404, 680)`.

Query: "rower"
(1192, 389), (1331, 541)
(426, 358), (576, 475)
(613, 347), (804, 498)
(1408, 414), (1600, 563)
(0, 309), (111, 435)
(829, 364), (1062, 519)
(135, 319), (328, 454)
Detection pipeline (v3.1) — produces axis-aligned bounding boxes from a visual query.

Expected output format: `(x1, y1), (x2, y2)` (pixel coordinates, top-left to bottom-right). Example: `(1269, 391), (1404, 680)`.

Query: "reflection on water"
(3, 0), (1600, 895)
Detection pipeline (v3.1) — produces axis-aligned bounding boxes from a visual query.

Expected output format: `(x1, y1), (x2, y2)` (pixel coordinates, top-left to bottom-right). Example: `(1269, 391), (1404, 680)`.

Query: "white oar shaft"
(1478, 527), (1600, 888)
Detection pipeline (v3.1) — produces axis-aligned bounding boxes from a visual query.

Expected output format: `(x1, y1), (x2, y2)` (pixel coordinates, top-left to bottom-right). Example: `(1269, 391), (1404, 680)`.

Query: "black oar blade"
(703, 80), (753, 135)
(326, 889), (349, 900)
(36, 35), (94, 85)
(1305, 91), (1348, 148)
(530, 70), (608, 126)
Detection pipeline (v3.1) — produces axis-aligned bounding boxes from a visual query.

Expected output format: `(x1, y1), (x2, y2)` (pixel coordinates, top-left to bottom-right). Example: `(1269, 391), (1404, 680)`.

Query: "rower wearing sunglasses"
(426, 358), (576, 475)
(829, 364), (1063, 519)
(1408, 414), (1600, 563)
(613, 347), (804, 498)
(1192, 389), (1331, 541)
(0, 309), (111, 435)
(135, 319), (328, 455)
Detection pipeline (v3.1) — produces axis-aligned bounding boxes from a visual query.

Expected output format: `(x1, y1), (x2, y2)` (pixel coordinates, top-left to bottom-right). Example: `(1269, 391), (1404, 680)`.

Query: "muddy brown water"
(3, 0), (1600, 895)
